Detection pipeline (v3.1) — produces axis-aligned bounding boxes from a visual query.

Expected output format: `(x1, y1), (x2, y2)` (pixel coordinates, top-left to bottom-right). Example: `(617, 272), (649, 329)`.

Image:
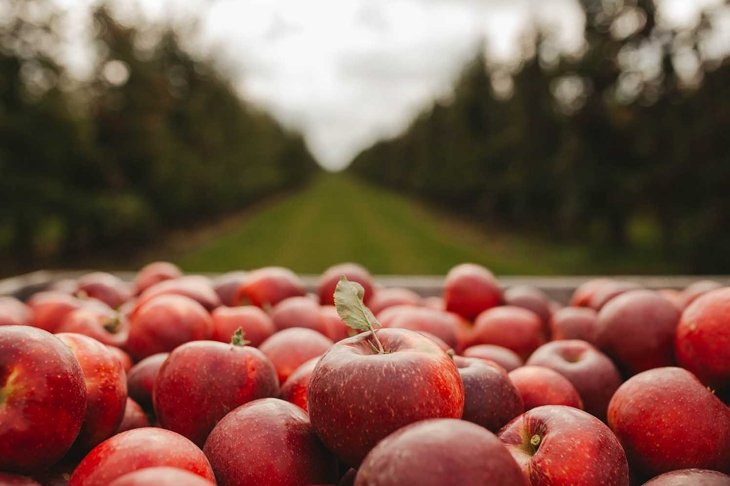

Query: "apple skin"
(549, 307), (598, 345)
(210, 305), (275, 347)
(462, 344), (523, 371)
(527, 340), (622, 421)
(126, 295), (213, 361)
(589, 280), (642, 310)
(127, 352), (168, 411)
(570, 278), (613, 307)
(508, 365), (584, 411)
(499, 405), (630, 486)
(607, 367), (730, 477)
(0, 296), (31, 326)
(28, 291), (84, 332)
(57, 307), (128, 348)
(153, 339), (280, 447)
(280, 356), (320, 412)
(320, 305), (355, 342)
(76, 272), (132, 309)
(471, 306), (545, 360)
(235, 266), (306, 307)
(504, 285), (552, 331)
(108, 467), (215, 486)
(378, 305), (461, 351)
(259, 327), (334, 383)
(0, 473), (42, 485)
(355, 419), (528, 486)
(69, 428), (215, 486)
(0, 326), (87, 473)
(596, 290), (679, 376)
(675, 287), (730, 392)
(203, 398), (339, 486)
(454, 356), (524, 432)
(444, 263), (502, 321)
(368, 287), (421, 315)
(682, 280), (723, 308)
(116, 397), (150, 433)
(271, 296), (329, 335)
(135, 276), (220, 312)
(642, 469), (730, 486)
(57, 333), (128, 453)
(107, 345), (133, 372)
(212, 271), (249, 307)
(318, 263), (374, 306)
(133, 261), (183, 295)
(307, 328), (464, 466)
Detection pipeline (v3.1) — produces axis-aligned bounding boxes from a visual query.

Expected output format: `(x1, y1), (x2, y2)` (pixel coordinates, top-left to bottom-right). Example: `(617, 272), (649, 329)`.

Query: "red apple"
(508, 365), (584, 411)
(203, 398), (338, 486)
(596, 290), (679, 376)
(422, 296), (444, 310)
(0, 296), (31, 326)
(212, 271), (248, 306)
(107, 345), (133, 372)
(504, 285), (551, 329)
(454, 356), (523, 432)
(643, 469), (730, 485)
(109, 467), (215, 486)
(117, 397), (150, 433)
(69, 428), (215, 486)
(471, 306), (545, 360)
(318, 263), (374, 306)
(57, 333), (127, 453)
(444, 263), (502, 321)
(210, 305), (275, 347)
(307, 328), (464, 465)
(608, 367), (730, 476)
(499, 405), (629, 485)
(682, 280), (723, 308)
(280, 356), (320, 411)
(368, 287), (421, 315)
(657, 289), (685, 312)
(462, 344), (523, 371)
(378, 305), (461, 351)
(127, 352), (168, 411)
(0, 473), (41, 485)
(570, 278), (613, 307)
(675, 287), (730, 392)
(126, 295), (212, 361)
(589, 280), (642, 310)
(135, 276), (220, 312)
(355, 419), (527, 486)
(133, 261), (183, 295)
(153, 335), (280, 447)
(57, 307), (128, 348)
(259, 327), (334, 383)
(76, 272), (132, 309)
(526, 340), (622, 421)
(550, 307), (598, 344)
(320, 305), (354, 342)
(235, 267), (306, 307)
(28, 291), (84, 332)
(0, 326), (86, 473)
(271, 296), (329, 335)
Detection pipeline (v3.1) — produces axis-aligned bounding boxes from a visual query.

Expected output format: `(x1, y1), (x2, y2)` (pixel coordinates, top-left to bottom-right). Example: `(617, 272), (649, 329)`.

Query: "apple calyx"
(103, 314), (122, 333)
(230, 328), (250, 347)
(529, 434), (542, 452)
(334, 276), (385, 354)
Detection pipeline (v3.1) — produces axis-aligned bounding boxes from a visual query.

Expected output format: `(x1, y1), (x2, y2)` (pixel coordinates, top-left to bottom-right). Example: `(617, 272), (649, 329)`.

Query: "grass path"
(173, 174), (678, 275)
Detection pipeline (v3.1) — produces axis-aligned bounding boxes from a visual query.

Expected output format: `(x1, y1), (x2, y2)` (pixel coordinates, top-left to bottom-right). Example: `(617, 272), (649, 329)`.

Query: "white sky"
(55, 0), (725, 171)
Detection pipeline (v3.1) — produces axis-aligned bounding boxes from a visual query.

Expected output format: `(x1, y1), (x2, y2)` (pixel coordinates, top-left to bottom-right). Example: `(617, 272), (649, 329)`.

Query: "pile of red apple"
(1, 262), (729, 486)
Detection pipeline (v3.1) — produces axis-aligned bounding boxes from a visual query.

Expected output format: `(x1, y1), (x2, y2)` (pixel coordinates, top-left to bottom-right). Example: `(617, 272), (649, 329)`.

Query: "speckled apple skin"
(69, 427), (215, 486)
(210, 305), (275, 347)
(153, 340), (279, 447)
(203, 398), (338, 486)
(608, 367), (730, 476)
(280, 356), (320, 412)
(356, 419), (528, 486)
(57, 332), (127, 453)
(455, 356), (524, 432)
(108, 467), (215, 486)
(676, 287), (730, 391)
(307, 328), (465, 466)
(0, 326), (87, 473)
(499, 405), (630, 486)
(509, 365), (584, 411)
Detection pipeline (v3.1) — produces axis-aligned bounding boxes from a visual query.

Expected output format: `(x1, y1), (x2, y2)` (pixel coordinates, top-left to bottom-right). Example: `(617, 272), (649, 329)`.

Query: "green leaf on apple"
(334, 276), (385, 353)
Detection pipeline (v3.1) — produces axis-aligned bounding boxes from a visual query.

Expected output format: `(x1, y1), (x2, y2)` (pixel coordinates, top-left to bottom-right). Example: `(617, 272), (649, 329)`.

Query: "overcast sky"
(56, 0), (726, 171)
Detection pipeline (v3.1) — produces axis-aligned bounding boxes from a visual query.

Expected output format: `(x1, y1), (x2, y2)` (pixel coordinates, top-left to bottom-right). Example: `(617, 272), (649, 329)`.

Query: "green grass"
(174, 174), (679, 275)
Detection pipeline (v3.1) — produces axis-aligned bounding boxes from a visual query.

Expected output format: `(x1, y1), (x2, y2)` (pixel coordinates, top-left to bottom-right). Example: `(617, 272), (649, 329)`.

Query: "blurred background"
(1, 0), (728, 277)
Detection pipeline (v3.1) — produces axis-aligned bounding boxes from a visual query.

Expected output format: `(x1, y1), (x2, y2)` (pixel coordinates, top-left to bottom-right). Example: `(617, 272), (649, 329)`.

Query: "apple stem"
(231, 328), (250, 347)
